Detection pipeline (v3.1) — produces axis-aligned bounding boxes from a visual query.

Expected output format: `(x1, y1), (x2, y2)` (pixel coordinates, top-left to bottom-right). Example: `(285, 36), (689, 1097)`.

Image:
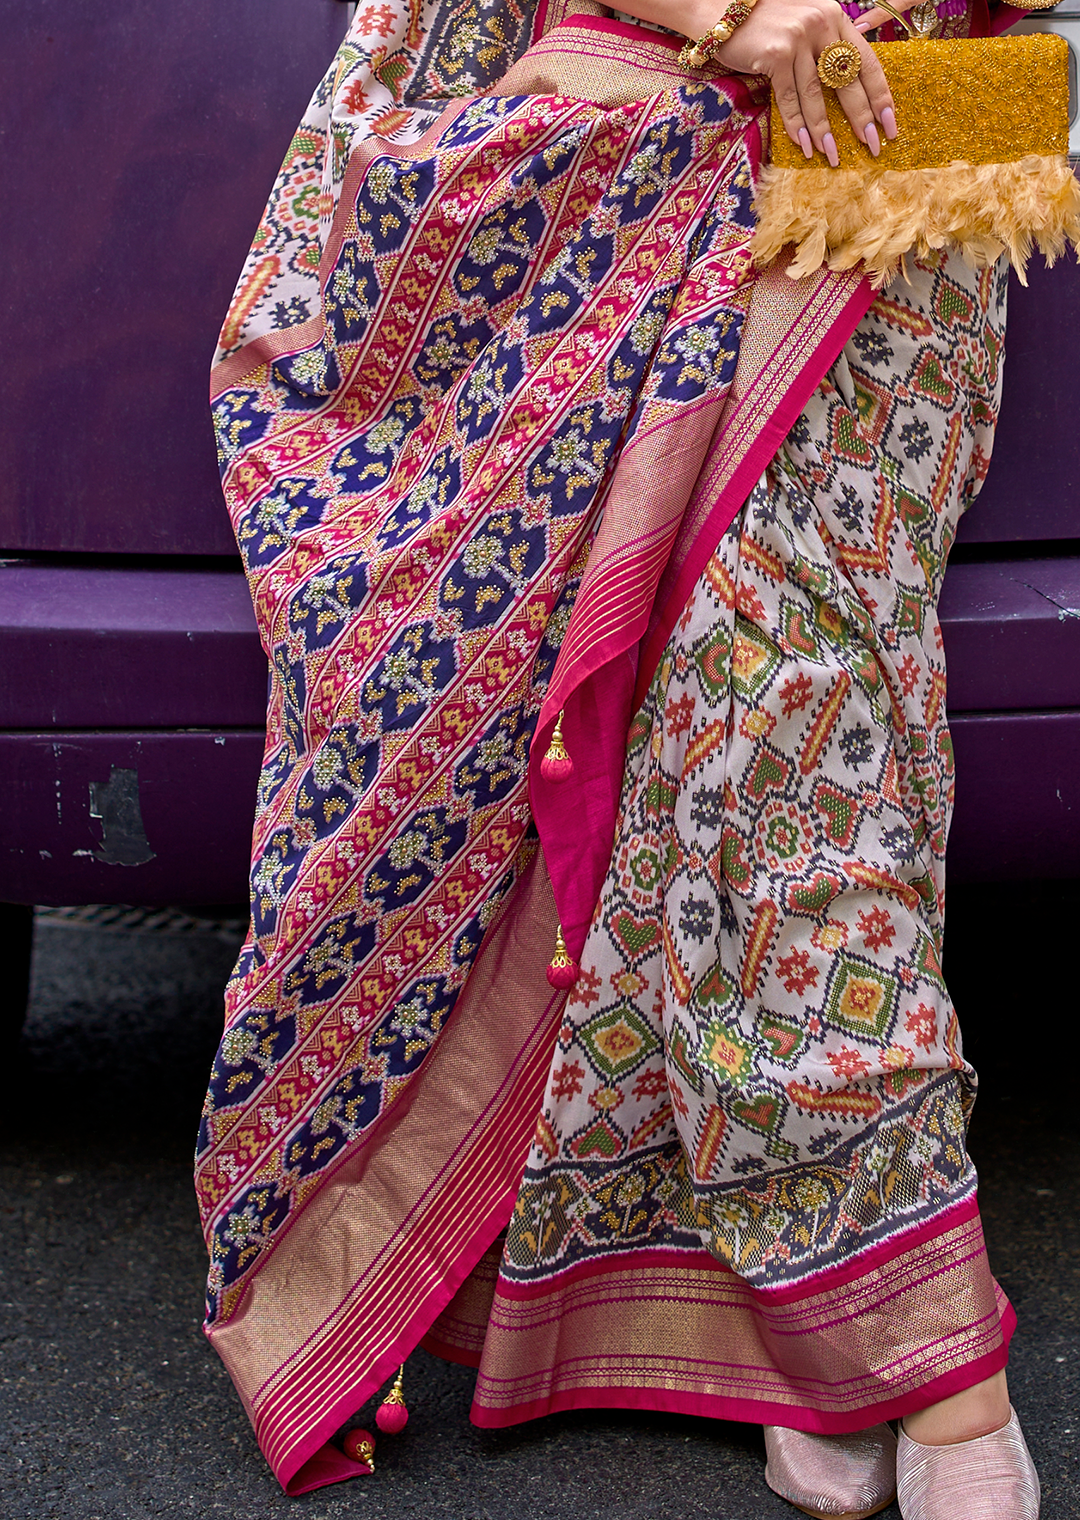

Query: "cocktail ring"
(816, 41), (862, 88)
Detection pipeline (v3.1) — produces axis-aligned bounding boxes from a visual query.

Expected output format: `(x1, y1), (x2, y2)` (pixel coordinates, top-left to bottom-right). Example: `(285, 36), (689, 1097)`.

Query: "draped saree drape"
(199, 0), (1021, 1493)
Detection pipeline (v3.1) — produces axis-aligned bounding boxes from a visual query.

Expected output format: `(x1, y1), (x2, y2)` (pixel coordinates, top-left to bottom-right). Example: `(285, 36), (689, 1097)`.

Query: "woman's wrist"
(611, 0), (736, 43)
(678, 0), (759, 65)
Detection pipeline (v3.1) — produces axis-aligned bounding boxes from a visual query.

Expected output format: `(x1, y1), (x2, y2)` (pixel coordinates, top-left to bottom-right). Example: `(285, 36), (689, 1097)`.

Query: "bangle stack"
(677, 0), (758, 67)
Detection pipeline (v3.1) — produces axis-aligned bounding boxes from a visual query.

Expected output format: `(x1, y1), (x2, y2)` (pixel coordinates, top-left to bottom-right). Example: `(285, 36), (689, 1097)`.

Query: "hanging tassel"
(539, 710), (574, 783)
(375, 1364), (409, 1434)
(546, 924), (580, 989)
(342, 1428), (376, 1471)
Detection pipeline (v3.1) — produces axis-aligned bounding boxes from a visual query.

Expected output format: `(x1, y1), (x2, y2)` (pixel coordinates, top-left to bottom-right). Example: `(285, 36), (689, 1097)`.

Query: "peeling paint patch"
(87, 767), (156, 866)
(1021, 580), (1080, 622)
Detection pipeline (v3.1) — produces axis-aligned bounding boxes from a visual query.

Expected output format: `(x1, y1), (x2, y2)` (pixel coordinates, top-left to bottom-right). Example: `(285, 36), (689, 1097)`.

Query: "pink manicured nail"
(854, 18), (870, 29)
(823, 132), (839, 168)
(865, 122), (881, 157)
(881, 105), (897, 140)
(798, 126), (813, 160)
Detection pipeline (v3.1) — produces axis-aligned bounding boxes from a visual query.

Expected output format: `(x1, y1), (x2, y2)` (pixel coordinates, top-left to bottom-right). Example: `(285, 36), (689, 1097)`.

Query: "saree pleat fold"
(467, 254), (1014, 1435)
(200, 0), (1012, 1494)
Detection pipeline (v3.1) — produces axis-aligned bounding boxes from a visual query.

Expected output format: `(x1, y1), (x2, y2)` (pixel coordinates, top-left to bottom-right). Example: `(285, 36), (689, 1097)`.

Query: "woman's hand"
(714, 0), (898, 164)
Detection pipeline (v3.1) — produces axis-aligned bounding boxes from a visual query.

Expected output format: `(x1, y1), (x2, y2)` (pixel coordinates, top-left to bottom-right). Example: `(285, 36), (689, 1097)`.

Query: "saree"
(200, 0), (1020, 1494)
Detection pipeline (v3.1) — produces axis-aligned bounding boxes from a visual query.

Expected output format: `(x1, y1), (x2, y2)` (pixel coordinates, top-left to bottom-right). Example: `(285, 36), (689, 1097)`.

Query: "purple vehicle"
(2, 0), (1079, 1045)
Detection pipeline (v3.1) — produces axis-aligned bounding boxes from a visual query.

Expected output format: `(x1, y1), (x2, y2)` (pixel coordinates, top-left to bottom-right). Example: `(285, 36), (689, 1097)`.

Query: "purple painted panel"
(6, 554), (1079, 735)
(949, 711), (1080, 880)
(0, 0), (344, 557)
(0, 564), (266, 729)
(1, 712), (1075, 907)
(0, 731), (263, 905)
(959, 258), (1080, 544)
(939, 556), (1080, 712)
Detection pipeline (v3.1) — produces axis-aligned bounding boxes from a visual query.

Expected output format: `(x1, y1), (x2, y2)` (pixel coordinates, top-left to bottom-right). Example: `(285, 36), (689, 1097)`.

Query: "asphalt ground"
(1, 884), (1078, 1520)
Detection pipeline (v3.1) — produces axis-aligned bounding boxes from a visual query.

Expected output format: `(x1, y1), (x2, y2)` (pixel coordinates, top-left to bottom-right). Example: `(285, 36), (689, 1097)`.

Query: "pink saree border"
(553, 13), (682, 47)
(468, 1197), (1013, 1433)
(483, 1220), (997, 1342)
(468, 1317), (1014, 1433)
(281, 1184), (519, 1493)
(245, 1014), (557, 1488)
(422, 1333), (487, 1369)
(206, 852), (566, 1493)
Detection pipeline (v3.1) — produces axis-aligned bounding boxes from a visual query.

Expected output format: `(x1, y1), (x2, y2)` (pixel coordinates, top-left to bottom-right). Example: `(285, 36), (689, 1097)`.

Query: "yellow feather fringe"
(752, 155), (1080, 287)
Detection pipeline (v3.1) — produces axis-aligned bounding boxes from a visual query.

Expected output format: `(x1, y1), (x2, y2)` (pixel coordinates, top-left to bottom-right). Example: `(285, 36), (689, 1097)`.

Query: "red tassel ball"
(376, 1365), (409, 1434)
(539, 711), (574, 784)
(540, 752), (574, 783)
(546, 958), (580, 990)
(546, 925), (580, 989)
(343, 1428), (376, 1470)
(376, 1401), (409, 1435)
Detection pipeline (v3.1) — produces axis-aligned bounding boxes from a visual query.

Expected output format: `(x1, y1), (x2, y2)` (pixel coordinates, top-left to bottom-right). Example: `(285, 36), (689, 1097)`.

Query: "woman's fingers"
(792, 48), (838, 161)
(832, 22), (896, 149)
(771, 66), (818, 156)
(728, 0), (840, 155)
(717, 0), (900, 161)
(779, 33), (895, 160)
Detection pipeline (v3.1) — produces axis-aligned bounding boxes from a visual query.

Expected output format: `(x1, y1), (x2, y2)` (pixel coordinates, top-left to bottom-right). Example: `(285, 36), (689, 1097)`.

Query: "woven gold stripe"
(770, 34), (1070, 171)
(474, 1216), (1004, 1416)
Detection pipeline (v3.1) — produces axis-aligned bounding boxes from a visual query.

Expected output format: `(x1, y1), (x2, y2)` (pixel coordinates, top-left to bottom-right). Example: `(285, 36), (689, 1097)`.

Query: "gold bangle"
(678, 0), (757, 67)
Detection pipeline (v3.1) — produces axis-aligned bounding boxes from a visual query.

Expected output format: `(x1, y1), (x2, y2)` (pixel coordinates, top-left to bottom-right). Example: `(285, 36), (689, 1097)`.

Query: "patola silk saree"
(200, 0), (1014, 1494)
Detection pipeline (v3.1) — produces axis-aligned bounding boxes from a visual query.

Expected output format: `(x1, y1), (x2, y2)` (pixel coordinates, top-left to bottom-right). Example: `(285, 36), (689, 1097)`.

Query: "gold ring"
(816, 41), (862, 88)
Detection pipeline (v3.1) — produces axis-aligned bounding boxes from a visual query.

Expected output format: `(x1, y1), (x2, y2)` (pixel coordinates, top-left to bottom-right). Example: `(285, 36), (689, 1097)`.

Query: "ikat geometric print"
(198, 73), (761, 1323)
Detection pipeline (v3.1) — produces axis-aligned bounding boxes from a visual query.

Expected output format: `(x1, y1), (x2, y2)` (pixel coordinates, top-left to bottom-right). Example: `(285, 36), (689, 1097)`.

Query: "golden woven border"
(489, 18), (696, 106)
(472, 1214), (1008, 1421)
(208, 852), (562, 1476)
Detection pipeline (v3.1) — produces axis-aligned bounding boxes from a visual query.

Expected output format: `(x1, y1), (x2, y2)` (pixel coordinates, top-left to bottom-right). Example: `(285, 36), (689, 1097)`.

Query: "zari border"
(493, 16), (694, 105)
(470, 1200), (1015, 1432)
(206, 852), (564, 1494)
(422, 1238), (506, 1367)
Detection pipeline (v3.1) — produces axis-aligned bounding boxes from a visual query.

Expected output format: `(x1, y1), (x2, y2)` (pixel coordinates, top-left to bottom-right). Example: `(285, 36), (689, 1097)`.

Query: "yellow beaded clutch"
(753, 31), (1080, 284)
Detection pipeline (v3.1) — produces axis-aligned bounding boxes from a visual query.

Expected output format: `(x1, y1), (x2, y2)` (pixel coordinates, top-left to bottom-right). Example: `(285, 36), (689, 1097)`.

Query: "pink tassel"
(539, 710), (574, 783)
(546, 925), (580, 989)
(375, 1365), (409, 1434)
(342, 1428), (376, 1471)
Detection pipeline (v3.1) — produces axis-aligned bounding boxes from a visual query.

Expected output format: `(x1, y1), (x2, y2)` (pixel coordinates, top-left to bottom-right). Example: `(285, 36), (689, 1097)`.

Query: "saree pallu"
(200, 0), (1012, 1495)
